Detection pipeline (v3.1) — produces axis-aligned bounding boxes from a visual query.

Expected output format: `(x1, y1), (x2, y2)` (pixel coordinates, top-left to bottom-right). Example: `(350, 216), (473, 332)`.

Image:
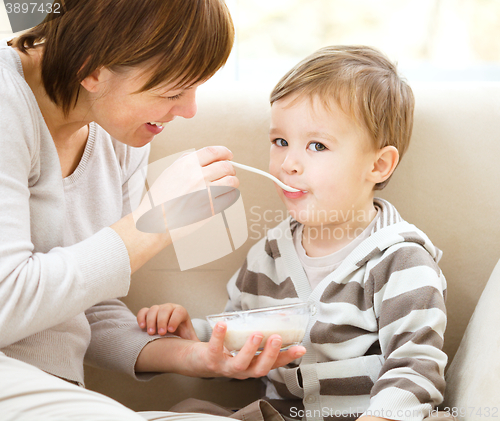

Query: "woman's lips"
(145, 122), (164, 135)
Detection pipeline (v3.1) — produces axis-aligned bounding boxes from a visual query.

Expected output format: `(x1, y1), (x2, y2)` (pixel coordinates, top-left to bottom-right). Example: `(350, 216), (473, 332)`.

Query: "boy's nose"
(281, 153), (303, 175)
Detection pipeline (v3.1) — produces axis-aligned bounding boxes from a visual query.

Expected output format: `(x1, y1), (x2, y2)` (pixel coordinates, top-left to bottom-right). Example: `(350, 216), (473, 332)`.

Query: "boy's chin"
(287, 211), (319, 226)
(289, 213), (347, 229)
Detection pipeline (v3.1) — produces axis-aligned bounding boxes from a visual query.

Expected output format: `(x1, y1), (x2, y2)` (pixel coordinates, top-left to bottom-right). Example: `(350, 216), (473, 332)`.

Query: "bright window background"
(214, 0), (500, 84)
(1, 0), (499, 83)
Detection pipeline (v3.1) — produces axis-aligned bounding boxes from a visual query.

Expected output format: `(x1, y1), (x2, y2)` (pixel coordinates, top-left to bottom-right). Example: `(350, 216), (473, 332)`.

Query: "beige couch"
(85, 82), (500, 418)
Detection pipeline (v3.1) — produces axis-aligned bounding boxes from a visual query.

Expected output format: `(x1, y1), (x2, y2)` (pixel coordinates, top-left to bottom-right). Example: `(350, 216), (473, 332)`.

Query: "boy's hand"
(137, 304), (199, 341)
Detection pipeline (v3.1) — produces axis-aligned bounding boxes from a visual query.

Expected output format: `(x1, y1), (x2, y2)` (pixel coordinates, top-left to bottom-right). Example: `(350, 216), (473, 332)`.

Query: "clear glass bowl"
(206, 302), (311, 355)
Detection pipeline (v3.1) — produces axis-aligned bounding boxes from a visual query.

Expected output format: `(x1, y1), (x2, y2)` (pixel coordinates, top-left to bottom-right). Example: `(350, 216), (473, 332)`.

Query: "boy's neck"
(301, 202), (378, 258)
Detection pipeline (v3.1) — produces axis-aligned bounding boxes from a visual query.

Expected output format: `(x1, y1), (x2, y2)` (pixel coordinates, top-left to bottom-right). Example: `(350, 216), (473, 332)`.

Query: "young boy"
(138, 46), (447, 421)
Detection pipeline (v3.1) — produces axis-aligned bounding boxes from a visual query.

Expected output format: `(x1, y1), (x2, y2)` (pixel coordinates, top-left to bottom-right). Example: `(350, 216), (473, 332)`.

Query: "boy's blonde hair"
(270, 45), (414, 190)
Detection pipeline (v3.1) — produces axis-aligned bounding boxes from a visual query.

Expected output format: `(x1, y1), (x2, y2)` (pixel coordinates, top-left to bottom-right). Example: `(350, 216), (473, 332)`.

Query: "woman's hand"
(186, 322), (307, 379)
(137, 146), (238, 217)
(197, 146), (238, 190)
(135, 322), (307, 379)
(112, 146), (238, 274)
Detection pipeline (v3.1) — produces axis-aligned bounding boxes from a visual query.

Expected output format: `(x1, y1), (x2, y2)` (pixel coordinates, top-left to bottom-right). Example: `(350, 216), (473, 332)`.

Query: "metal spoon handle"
(229, 161), (300, 192)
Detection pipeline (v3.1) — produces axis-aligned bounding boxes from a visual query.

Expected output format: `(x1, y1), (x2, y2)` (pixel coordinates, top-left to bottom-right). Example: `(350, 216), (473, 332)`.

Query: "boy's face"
(269, 94), (378, 228)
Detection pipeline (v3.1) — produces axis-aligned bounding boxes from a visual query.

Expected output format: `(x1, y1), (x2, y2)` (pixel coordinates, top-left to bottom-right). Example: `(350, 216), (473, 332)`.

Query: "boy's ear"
(367, 146), (399, 185)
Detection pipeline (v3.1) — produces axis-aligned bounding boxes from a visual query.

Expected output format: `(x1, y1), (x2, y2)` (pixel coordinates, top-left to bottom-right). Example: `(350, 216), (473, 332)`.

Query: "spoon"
(229, 161), (301, 193)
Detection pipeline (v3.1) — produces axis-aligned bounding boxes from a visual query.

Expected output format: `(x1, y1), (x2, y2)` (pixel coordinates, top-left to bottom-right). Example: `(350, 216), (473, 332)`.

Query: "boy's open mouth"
(283, 189), (308, 199)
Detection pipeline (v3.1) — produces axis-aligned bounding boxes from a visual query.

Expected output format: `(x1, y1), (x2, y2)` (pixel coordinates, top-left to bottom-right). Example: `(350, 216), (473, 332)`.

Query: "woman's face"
(82, 65), (200, 147)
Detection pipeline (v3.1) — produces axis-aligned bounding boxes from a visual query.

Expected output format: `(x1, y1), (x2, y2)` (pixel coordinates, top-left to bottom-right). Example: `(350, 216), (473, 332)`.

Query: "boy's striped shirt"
(194, 199), (447, 421)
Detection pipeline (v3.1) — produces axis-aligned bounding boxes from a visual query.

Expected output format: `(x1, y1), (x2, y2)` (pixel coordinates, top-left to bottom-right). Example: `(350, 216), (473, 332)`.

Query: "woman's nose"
(169, 88), (198, 119)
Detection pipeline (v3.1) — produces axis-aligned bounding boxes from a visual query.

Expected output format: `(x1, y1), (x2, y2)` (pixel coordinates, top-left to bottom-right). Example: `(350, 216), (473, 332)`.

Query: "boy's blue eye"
(274, 138), (288, 147)
(307, 142), (327, 152)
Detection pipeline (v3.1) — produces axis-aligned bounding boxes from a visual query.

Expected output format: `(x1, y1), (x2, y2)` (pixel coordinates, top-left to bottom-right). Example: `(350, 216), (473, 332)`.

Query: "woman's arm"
(111, 214), (171, 274)
(86, 145), (241, 377)
(135, 322), (306, 379)
(0, 68), (133, 348)
(0, 72), (235, 350)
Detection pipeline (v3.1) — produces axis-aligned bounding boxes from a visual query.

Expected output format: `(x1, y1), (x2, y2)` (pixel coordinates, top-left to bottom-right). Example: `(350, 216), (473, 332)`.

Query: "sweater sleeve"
(84, 299), (168, 380)
(367, 243), (447, 420)
(0, 66), (131, 349)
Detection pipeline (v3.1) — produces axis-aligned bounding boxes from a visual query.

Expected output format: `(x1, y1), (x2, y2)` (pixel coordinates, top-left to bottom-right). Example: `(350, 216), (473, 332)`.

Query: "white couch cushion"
(443, 258), (500, 419)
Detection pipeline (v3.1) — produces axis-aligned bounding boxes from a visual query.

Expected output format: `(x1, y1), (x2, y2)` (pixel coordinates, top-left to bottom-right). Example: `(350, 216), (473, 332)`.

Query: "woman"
(0, 1), (306, 420)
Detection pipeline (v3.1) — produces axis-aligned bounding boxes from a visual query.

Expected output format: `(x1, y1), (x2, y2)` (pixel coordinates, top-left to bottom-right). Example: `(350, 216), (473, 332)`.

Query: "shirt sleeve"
(367, 243), (448, 420)
(0, 67), (131, 349)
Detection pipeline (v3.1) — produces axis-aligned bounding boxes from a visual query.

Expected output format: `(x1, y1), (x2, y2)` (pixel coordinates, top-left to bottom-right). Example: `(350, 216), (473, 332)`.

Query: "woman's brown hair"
(10, 0), (234, 115)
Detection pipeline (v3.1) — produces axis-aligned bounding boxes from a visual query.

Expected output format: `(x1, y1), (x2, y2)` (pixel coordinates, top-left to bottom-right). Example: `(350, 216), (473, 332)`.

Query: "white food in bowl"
(206, 303), (311, 354)
(224, 327), (306, 352)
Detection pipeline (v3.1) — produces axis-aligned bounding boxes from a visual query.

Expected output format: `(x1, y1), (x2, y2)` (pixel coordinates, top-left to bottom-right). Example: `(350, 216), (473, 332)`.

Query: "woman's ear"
(80, 67), (106, 93)
(367, 145), (399, 185)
